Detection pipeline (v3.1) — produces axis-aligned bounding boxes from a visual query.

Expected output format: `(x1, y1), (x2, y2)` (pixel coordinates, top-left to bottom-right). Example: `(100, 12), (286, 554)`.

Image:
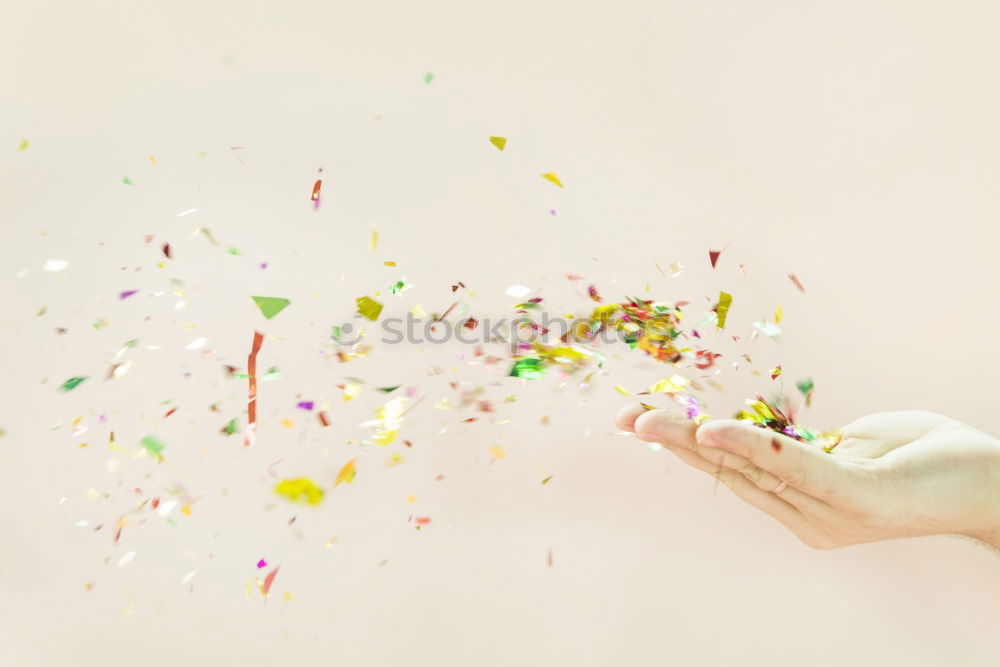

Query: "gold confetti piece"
(639, 403), (656, 411)
(613, 385), (630, 396)
(716, 291), (732, 329)
(775, 305), (782, 323)
(489, 136), (507, 151)
(406, 494), (416, 503)
(180, 504), (192, 516)
(384, 261), (396, 266)
(274, 478), (324, 506)
(489, 445), (506, 460)
(541, 172), (564, 188)
(335, 459), (356, 486)
(280, 419), (293, 428)
(283, 592), (293, 602)
(649, 375), (689, 393)
(770, 366), (782, 379)
(541, 475), (554, 485)
(356, 296), (383, 321)
(369, 227), (379, 253)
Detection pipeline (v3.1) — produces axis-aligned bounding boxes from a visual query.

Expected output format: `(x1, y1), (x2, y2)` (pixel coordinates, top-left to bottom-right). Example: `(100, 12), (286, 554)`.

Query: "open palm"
(617, 405), (1000, 549)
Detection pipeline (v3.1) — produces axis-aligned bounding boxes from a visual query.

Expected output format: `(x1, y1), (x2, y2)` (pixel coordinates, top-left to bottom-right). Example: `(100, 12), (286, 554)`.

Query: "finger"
(642, 422), (837, 520)
(696, 419), (855, 501)
(615, 404), (652, 432)
(660, 442), (834, 547)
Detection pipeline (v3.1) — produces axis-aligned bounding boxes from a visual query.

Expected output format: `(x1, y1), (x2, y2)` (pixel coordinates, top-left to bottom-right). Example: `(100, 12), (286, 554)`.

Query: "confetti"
(257, 559), (268, 569)
(709, 249), (721, 268)
(541, 172), (564, 188)
(715, 292), (732, 329)
(788, 274), (805, 292)
(423, 72), (434, 84)
(770, 365), (782, 379)
(117, 551), (136, 568)
(335, 459), (357, 486)
(260, 567), (280, 597)
(43, 259), (68, 272)
(370, 227), (379, 253)
(489, 136), (507, 151)
(59, 377), (87, 392)
(356, 296), (384, 321)
(119, 289), (138, 300)
(389, 278), (412, 296)
(251, 296), (291, 320)
(735, 395), (838, 449)
(18, 138), (29, 151)
(122, 176), (133, 186)
(489, 445), (506, 460)
(274, 478), (324, 505)
(310, 179), (322, 206)
(139, 435), (166, 461)
(244, 331), (264, 447)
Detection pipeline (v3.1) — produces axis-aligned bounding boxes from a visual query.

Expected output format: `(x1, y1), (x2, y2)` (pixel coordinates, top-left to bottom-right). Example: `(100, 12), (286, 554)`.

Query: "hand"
(616, 405), (1000, 550)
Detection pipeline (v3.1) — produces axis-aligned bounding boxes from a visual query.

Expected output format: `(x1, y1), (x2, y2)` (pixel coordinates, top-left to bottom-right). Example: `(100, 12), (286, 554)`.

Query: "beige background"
(3, 1), (1000, 665)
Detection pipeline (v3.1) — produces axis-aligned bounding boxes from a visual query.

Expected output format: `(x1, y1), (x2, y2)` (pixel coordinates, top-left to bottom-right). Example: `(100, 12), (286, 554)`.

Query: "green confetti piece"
(222, 418), (238, 435)
(140, 435), (166, 457)
(796, 378), (815, 396)
(252, 296), (291, 320)
(509, 358), (543, 379)
(18, 138), (29, 151)
(227, 246), (241, 255)
(716, 292), (732, 329)
(122, 176), (133, 185)
(376, 385), (401, 393)
(489, 136), (507, 151)
(389, 278), (411, 296)
(59, 377), (87, 392)
(423, 71), (435, 84)
(274, 478), (324, 506)
(356, 296), (383, 321)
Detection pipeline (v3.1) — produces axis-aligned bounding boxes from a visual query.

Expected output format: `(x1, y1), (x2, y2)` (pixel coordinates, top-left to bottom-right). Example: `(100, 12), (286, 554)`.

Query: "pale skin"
(616, 405), (1000, 550)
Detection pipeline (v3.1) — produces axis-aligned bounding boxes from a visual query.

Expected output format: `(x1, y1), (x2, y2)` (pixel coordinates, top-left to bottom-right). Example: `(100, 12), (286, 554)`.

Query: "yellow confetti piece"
(283, 592), (293, 602)
(369, 227), (379, 253)
(180, 504), (192, 516)
(335, 459), (356, 486)
(384, 261), (396, 266)
(770, 365), (782, 379)
(541, 172), (564, 188)
(149, 155), (157, 166)
(775, 305), (782, 323)
(388, 453), (404, 466)
(411, 303), (427, 318)
(406, 494), (416, 503)
(716, 292), (733, 329)
(489, 445), (506, 460)
(274, 478), (324, 506)
(613, 385), (630, 396)
(489, 136), (507, 151)
(649, 375), (689, 393)
(18, 138), (30, 151)
(280, 419), (294, 428)
(356, 296), (383, 321)
(342, 383), (361, 401)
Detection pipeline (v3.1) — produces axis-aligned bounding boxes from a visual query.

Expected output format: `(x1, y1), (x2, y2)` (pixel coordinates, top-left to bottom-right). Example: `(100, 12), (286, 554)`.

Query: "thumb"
(696, 419), (852, 500)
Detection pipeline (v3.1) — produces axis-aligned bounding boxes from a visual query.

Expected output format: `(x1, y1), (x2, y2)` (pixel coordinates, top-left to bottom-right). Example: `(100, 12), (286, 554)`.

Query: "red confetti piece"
(244, 331), (264, 447)
(788, 274), (805, 292)
(709, 249), (721, 268)
(415, 517), (431, 525)
(317, 410), (330, 427)
(261, 566), (279, 597)
(310, 179), (322, 205)
(162, 242), (172, 259)
(163, 407), (178, 418)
